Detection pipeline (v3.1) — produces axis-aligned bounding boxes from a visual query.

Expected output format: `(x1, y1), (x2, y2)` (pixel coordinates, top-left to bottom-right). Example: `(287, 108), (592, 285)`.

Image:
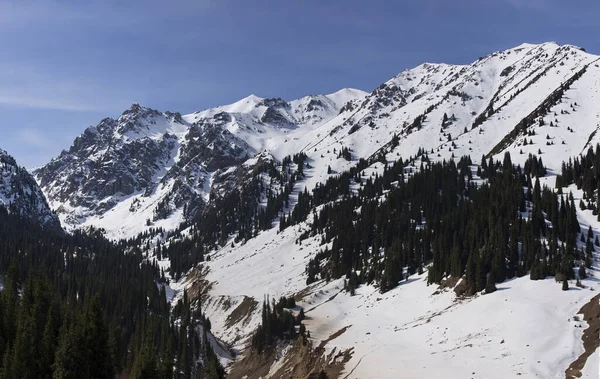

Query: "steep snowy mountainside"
(300, 42), (598, 168)
(0, 149), (60, 228)
(34, 102), (259, 238)
(189, 148), (600, 378)
(257, 42), (600, 199)
(199, 210), (600, 378)
(34, 103), (196, 233)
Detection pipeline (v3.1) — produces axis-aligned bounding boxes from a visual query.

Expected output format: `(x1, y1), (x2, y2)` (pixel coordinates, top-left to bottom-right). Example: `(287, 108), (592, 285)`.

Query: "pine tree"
(1, 344), (12, 379)
(475, 255), (486, 293)
(40, 304), (60, 379)
(465, 252), (476, 295)
(11, 315), (37, 379)
(132, 329), (159, 379)
(53, 323), (89, 379)
(485, 271), (497, 294)
(158, 338), (174, 379)
(81, 296), (114, 379)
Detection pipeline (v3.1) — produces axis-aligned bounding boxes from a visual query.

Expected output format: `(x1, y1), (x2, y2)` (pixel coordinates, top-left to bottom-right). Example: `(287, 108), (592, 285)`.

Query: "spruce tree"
(81, 296), (114, 379)
(53, 323), (89, 379)
(485, 272), (497, 294)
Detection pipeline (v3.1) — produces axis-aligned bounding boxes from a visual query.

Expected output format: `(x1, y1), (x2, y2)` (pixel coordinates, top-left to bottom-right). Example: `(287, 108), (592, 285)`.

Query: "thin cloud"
(17, 128), (48, 148)
(0, 2), (91, 26)
(0, 61), (140, 112)
(0, 1), (221, 30)
(0, 94), (103, 112)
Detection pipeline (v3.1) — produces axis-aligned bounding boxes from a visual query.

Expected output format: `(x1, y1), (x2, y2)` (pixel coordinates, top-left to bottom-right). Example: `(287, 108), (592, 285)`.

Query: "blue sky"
(1, 0), (598, 168)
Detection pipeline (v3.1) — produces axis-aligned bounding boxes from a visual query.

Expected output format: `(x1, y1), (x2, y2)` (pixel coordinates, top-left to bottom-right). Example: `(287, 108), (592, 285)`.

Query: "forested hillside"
(0, 208), (224, 378)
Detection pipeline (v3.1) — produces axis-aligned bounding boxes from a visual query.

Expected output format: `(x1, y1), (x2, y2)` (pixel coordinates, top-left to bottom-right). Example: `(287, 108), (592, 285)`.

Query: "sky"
(0, 0), (599, 168)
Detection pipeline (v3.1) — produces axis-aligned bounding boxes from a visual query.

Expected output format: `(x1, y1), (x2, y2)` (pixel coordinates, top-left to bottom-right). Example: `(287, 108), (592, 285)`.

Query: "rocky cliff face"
(0, 149), (60, 229)
(34, 89), (366, 238)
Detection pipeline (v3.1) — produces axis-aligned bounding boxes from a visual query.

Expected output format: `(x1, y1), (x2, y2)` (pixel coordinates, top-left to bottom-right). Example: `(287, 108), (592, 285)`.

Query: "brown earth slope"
(565, 292), (600, 379)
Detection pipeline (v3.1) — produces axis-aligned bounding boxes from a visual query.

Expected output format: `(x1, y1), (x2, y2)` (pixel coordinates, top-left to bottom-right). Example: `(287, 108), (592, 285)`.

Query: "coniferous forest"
(3, 144), (597, 372)
(123, 141), (600, 359)
(302, 151), (587, 295)
(0, 208), (224, 379)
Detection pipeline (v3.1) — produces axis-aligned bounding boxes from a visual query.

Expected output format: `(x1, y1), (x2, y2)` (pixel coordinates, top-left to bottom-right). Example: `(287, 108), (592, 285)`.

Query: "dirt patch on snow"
(186, 265), (213, 300)
(439, 275), (460, 290)
(227, 343), (277, 379)
(225, 296), (259, 329)
(318, 325), (352, 349)
(565, 292), (600, 379)
(227, 335), (353, 379)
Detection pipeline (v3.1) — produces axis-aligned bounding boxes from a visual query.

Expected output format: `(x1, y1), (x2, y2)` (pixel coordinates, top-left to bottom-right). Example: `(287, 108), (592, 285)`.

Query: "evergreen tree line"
(0, 208), (221, 378)
(301, 151), (590, 294)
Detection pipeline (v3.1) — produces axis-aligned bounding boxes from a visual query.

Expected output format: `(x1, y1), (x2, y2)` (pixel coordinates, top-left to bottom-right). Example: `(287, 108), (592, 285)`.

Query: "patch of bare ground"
(227, 342), (277, 379)
(185, 265), (212, 300)
(439, 275), (460, 291)
(317, 325), (352, 349)
(225, 296), (259, 329)
(565, 293), (600, 379)
(227, 331), (353, 379)
(294, 282), (322, 302)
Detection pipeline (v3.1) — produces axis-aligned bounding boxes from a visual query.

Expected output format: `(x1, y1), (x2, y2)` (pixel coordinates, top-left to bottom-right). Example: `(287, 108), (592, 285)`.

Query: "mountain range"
(2, 41), (600, 378)
(27, 41), (600, 240)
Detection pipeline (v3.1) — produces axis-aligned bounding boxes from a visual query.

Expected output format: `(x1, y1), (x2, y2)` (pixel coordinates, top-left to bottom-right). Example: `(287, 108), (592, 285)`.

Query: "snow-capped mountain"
(279, 42), (600, 182)
(36, 42), (600, 239)
(0, 149), (60, 228)
(34, 89), (366, 238)
(182, 43), (600, 379)
(30, 42), (600, 378)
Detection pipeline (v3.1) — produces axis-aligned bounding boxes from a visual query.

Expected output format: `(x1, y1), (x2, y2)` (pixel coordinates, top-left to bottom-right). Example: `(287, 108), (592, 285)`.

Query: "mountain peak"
(116, 103), (164, 136)
(216, 94), (265, 114)
(323, 88), (368, 109)
(122, 102), (155, 116)
(326, 87), (367, 97)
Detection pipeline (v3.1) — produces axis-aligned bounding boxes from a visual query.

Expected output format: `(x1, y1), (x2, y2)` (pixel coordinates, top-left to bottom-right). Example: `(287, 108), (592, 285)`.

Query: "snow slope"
(282, 42), (600, 196)
(194, 178), (600, 378)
